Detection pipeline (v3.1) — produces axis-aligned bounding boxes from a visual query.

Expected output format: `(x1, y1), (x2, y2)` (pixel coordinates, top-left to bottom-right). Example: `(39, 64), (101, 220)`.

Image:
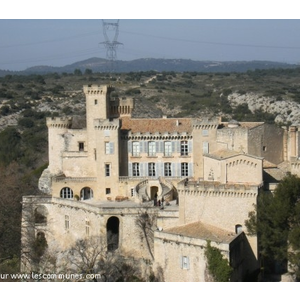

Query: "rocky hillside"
(228, 92), (300, 125)
(2, 68), (300, 134)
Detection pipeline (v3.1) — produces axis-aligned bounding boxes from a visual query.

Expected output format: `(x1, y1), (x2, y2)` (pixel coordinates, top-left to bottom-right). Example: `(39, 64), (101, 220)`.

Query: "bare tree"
(135, 210), (157, 261)
(66, 236), (148, 282)
(67, 236), (105, 279)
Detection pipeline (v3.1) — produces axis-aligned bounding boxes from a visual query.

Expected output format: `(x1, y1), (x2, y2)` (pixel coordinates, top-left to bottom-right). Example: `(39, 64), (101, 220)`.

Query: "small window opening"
(79, 142), (84, 151)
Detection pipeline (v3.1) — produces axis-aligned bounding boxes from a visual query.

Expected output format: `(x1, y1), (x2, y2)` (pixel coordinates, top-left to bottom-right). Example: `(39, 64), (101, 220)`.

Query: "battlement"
(125, 131), (193, 140)
(46, 117), (72, 128)
(94, 118), (120, 130)
(109, 97), (134, 117)
(178, 179), (259, 198)
(192, 117), (221, 129)
(83, 84), (114, 95)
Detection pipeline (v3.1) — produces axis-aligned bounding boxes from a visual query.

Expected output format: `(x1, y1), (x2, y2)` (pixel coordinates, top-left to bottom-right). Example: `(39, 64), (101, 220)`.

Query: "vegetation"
(246, 174), (300, 280)
(204, 241), (232, 282)
(20, 236), (161, 282)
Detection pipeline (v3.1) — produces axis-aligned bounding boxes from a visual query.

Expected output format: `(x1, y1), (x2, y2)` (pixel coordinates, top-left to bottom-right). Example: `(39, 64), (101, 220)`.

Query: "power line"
(120, 29), (300, 50)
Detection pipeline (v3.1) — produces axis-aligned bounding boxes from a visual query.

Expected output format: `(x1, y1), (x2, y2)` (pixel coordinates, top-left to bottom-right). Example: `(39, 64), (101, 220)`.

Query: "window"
(80, 187), (93, 200)
(94, 149), (97, 160)
(202, 129), (209, 137)
(164, 141), (172, 157)
(148, 141), (156, 157)
(148, 162), (156, 177)
(181, 163), (189, 177)
(263, 146), (267, 152)
(34, 206), (48, 224)
(94, 99), (98, 105)
(164, 162), (172, 177)
(181, 141), (188, 156)
(78, 142), (84, 151)
(181, 256), (190, 270)
(133, 163), (140, 177)
(65, 215), (70, 231)
(105, 142), (114, 154)
(106, 188), (111, 195)
(235, 224), (243, 234)
(105, 164), (111, 177)
(131, 188), (135, 197)
(60, 187), (73, 199)
(132, 142), (140, 157)
(203, 141), (209, 154)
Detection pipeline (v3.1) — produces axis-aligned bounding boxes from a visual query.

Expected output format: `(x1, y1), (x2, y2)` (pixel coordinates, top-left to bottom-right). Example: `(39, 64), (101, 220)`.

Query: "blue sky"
(1, 2), (300, 71)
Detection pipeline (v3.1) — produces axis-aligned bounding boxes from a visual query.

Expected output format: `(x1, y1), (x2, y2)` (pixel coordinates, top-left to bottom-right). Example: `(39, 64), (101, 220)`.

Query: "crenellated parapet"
(110, 97), (134, 117)
(123, 131), (193, 140)
(46, 117), (72, 129)
(178, 180), (259, 198)
(94, 118), (120, 130)
(83, 84), (114, 95)
(192, 117), (221, 130)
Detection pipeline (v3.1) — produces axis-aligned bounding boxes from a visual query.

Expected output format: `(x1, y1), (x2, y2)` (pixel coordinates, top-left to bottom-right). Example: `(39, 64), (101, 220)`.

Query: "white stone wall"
(154, 231), (230, 282)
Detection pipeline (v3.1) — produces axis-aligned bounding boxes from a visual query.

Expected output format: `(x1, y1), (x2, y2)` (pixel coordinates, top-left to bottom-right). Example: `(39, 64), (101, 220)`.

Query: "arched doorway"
(106, 217), (119, 251)
(150, 186), (158, 200)
(80, 187), (93, 200)
(34, 232), (48, 258)
(34, 205), (48, 224)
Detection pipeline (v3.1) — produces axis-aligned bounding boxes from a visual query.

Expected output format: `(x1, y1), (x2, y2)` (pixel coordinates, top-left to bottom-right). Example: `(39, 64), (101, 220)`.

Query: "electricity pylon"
(100, 20), (123, 72)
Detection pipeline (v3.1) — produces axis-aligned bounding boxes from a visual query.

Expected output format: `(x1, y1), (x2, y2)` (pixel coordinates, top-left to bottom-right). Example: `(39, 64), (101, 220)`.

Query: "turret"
(46, 117), (72, 174)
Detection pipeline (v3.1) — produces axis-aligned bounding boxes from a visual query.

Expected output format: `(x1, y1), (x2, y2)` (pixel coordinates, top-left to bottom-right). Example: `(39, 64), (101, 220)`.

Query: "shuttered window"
(148, 141), (156, 156)
(203, 141), (209, 154)
(132, 142), (140, 156)
(105, 142), (114, 154)
(133, 163), (140, 177)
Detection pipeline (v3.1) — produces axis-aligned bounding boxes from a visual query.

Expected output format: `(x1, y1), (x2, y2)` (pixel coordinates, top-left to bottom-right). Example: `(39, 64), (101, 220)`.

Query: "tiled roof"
(205, 149), (241, 160)
(120, 116), (192, 134)
(263, 159), (278, 169)
(164, 221), (236, 243)
(205, 149), (263, 161)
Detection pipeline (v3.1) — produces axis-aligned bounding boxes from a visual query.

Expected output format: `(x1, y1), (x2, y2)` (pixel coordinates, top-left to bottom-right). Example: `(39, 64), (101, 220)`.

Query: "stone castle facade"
(21, 84), (300, 281)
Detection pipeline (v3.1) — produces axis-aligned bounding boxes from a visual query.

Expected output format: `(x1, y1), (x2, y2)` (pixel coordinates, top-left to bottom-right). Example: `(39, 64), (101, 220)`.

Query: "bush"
(0, 105), (10, 116)
(18, 118), (35, 128)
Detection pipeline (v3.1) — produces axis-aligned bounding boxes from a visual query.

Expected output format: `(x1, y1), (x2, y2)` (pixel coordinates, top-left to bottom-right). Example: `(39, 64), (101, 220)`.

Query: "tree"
(0, 127), (22, 166)
(0, 163), (24, 259)
(204, 241), (232, 282)
(62, 236), (154, 282)
(135, 210), (157, 260)
(84, 69), (93, 75)
(246, 173), (300, 279)
(74, 69), (82, 76)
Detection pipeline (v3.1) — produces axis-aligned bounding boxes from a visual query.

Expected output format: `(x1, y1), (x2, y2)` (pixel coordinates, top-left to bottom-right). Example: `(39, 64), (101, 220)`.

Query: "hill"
(0, 58), (298, 76)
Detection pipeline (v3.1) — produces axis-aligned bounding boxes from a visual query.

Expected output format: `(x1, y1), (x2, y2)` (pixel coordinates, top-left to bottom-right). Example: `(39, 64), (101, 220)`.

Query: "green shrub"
(205, 241), (232, 282)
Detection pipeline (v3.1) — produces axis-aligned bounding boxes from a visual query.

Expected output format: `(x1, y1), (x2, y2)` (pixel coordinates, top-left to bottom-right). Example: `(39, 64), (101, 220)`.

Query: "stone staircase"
(135, 177), (175, 203)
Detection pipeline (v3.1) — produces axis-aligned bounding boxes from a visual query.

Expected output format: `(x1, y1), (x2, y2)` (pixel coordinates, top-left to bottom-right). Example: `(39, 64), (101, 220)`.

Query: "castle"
(21, 84), (300, 281)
